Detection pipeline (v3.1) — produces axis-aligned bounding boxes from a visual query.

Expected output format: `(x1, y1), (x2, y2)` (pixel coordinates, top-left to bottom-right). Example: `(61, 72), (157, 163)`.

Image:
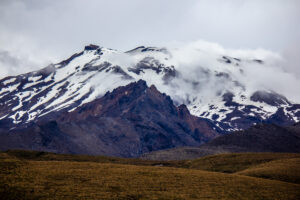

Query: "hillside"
(142, 123), (300, 160)
(1, 150), (300, 200)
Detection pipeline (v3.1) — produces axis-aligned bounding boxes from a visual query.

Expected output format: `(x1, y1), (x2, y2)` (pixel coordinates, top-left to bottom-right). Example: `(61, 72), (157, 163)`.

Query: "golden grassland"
(1, 150), (300, 200)
(237, 157), (300, 184)
(182, 152), (300, 173)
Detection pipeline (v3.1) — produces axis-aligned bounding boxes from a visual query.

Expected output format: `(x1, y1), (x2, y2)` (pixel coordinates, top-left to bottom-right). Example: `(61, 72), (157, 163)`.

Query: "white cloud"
(0, 30), (56, 79)
(0, 0), (299, 102)
(163, 40), (300, 103)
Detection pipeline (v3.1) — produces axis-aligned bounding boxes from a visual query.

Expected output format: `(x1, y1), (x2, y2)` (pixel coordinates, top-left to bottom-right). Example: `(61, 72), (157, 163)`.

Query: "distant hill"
(142, 123), (300, 160)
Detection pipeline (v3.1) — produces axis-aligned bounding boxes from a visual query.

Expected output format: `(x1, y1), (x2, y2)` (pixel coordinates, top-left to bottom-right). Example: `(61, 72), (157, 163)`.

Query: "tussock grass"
(182, 152), (300, 173)
(237, 157), (300, 184)
(4, 150), (175, 166)
(1, 150), (300, 200)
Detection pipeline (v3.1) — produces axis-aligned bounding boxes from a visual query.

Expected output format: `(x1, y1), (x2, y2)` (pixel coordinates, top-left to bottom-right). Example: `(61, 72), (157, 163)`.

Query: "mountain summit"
(0, 44), (299, 133)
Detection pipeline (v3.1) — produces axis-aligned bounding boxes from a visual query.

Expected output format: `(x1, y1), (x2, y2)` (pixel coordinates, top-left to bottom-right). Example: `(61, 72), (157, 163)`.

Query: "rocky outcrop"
(0, 80), (220, 157)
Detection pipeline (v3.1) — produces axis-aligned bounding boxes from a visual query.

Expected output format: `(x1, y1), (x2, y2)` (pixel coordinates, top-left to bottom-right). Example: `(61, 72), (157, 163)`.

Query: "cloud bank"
(159, 40), (300, 104)
(0, 0), (299, 102)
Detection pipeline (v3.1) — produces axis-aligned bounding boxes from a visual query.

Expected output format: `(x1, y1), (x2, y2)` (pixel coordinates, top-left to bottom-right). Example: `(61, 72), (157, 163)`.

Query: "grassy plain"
(1, 150), (300, 200)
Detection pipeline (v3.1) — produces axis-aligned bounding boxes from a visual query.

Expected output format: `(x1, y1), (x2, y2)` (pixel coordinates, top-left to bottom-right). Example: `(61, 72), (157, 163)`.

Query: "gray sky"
(0, 0), (300, 78)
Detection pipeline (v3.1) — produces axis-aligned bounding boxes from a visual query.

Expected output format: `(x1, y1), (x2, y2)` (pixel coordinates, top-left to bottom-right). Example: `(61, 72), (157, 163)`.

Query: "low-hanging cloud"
(153, 40), (300, 104)
(0, 50), (38, 78)
(0, 0), (299, 102)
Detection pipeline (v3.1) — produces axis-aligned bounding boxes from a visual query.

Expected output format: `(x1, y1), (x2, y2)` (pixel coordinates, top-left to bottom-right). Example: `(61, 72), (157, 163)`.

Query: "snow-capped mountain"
(0, 80), (220, 156)
(0, 44), (299, 132)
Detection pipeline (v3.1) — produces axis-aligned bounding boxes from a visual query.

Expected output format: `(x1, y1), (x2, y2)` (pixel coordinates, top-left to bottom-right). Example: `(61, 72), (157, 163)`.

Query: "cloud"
(0, 0), (299, 102)
(281, 43), (300, 79)
(0, 49), (45, 79)
(0, 30), (55, 79)
(159, 40), (300, 103)
(1, 0), (299, 51)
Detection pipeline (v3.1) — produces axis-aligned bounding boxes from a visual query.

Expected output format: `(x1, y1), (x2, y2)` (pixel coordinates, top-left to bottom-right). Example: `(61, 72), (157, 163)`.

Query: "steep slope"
(142, 123), (300, 160)
(0, 44), (299, 132)
(0, 80), (219, 157)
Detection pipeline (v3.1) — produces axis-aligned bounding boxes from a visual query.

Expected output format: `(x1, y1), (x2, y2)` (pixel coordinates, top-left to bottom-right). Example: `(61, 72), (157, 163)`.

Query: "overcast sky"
(0, 0), (299, 79)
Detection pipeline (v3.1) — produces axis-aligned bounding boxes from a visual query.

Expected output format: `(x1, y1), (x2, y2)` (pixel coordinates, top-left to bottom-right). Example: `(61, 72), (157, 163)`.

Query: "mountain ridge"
(0, 80), (220, 157)
(0, 44), (299, 132)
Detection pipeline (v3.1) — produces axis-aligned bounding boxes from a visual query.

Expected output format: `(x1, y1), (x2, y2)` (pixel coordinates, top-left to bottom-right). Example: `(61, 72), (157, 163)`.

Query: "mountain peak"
(177, 104), (190, 116)
(0, 43), (299, 132)
(84, 44), (100, 51)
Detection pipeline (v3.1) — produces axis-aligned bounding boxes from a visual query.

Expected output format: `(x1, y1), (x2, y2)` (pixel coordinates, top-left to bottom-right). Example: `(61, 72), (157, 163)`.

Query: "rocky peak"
(84, 44), (100, 51)
(177, 104), (190, 118)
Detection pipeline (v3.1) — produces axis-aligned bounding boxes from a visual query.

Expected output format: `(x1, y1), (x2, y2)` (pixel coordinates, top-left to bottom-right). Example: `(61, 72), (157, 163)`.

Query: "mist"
(153, 40), (300, 104)
(0, 0), (299, 102)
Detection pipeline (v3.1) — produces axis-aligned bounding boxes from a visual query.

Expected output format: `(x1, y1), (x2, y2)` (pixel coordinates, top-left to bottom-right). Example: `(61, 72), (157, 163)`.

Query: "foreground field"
(1, 151), (300, 200)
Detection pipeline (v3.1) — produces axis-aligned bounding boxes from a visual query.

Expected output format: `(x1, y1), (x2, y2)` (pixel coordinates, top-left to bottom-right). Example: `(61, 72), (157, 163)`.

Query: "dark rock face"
(84, 44), (100, 51)
(203, 123), (300, 153)
(0, 80), (220, 157)
(177, 104), (220, 142)
(141, 122), (300, 160)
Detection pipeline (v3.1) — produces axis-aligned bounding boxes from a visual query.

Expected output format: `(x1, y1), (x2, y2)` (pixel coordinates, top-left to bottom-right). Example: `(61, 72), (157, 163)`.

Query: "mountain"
(0, 80), (220, 157)
(142, 122), (300, 160)
(0, 44), (299, 133)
